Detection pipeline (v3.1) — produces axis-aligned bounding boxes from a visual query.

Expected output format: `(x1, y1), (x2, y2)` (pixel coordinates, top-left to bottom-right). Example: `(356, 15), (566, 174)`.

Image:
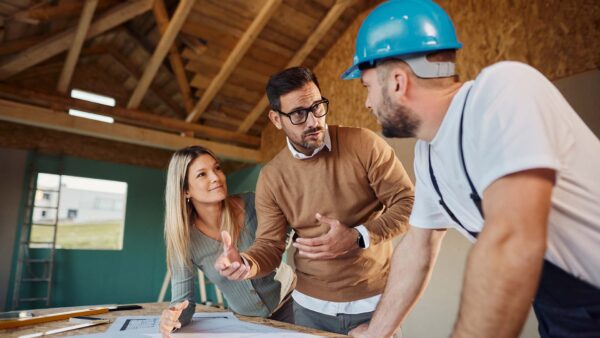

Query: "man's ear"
(268, 110), (283, 130)
(389, 67), (409, 98)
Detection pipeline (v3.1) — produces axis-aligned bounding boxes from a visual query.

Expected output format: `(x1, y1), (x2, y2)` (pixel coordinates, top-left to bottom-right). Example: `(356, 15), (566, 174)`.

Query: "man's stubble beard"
(379, 85), (420, 138)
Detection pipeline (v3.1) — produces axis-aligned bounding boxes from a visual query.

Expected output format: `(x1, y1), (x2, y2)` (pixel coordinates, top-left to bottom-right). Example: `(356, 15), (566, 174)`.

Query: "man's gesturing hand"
(214, 231), (248, 280)
(293, 213), (360, 260)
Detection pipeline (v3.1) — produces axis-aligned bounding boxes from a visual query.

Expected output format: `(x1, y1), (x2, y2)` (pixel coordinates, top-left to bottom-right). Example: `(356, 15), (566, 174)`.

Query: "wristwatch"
(355, 229), (366, 249)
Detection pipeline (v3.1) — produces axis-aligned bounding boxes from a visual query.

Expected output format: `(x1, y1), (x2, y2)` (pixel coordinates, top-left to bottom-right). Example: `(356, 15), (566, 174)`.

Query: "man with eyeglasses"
(215, 66), (414, 335)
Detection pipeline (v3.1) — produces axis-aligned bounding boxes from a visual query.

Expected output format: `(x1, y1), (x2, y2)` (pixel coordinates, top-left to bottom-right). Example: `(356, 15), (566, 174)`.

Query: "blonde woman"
(160, 146), (295, 336)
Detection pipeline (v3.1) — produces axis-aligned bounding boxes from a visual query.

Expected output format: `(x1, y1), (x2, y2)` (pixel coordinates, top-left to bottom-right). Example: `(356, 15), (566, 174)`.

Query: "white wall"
(382, 68), (600, 338)
(400, 230), (540, 338)
(553, 69), (600, 138)
(0, 148), (27, 311)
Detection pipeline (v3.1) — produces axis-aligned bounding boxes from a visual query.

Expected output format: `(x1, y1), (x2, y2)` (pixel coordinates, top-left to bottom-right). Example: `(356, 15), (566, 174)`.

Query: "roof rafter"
(123, 22), (173, 74)
(11, 0), (119, 24)
(237, 0), (353, 133)
(57, 0), (98, 93)
(185, 0), (282, 123)
(127, 0), (194, 109)
(152, 0), (194, 113)
(0, 0), (154, 80)
(88, 45), (186, 118)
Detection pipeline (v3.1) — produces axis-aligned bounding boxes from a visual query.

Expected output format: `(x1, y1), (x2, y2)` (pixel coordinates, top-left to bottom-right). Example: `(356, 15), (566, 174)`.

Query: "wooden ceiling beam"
(183, 50), (269, 87)
(103, 49), (186, 119)
(185, 0), (282, 123)
(237, 0), (352, 133)
(0, 84), (261, 148)
(12, 0), (119, 24)
(126, 0), (194, 109)
(186, 61), (265, 93)
(186, 7), (299, 52)
(0, 32), (51, 56)
(123, 23), (158, 55)
(181, 18), (293, 60)
(0, 0), (153, 80)
(204, 111), (259, 129)
(0, 3), (20, 14)
(191, 77), (263, 104)
(8, 61), (65, 82)
(80, 44), (185, 118)
(81, 44), (187, 118)
(183, 47), (277, 83)
(0, 98), (262, 163)
(57, 0), (99, 94)
(152, 0), (194, 113)
(179, 33), (207, 55)
(122, 23), (173, 74)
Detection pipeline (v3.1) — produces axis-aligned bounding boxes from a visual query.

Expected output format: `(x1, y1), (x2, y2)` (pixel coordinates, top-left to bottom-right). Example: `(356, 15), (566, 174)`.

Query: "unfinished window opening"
(29, 173), (127, 250)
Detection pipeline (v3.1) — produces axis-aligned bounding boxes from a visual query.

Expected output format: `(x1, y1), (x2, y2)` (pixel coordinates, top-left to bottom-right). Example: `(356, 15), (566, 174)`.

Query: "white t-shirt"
(410, 61), (600, 288)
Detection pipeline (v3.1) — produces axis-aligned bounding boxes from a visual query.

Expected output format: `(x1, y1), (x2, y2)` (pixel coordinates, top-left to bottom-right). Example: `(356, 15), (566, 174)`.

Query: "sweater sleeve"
(358, 129), (414, 245)
(240, 169), (289, 279)
(170, 261), (196, 326)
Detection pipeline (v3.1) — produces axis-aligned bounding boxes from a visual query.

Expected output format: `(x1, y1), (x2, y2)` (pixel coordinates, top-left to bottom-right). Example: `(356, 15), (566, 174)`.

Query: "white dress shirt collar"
(286, 125), (331, 160)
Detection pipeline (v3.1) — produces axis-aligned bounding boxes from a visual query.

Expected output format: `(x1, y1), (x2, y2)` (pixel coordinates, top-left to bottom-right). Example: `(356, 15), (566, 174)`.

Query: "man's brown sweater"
(242, 125), (414, 302)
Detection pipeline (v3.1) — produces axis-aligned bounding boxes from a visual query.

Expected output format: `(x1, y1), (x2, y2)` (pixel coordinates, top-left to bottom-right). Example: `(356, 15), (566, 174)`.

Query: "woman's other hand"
(160, 300), (189, 337)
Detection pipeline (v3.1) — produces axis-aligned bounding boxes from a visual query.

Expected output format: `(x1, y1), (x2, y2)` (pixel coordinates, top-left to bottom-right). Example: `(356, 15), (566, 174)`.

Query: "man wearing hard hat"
(342, 1), (600, 337)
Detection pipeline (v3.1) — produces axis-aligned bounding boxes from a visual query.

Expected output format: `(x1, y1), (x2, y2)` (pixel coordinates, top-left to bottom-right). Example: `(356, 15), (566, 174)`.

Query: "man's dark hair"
(266, 67), (321, 112)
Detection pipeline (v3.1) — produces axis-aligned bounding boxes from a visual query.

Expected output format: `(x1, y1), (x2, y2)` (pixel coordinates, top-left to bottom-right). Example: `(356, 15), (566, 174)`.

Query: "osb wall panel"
(444, 0), (600, 80)
(260, 124), (285, 162)
(261, 0), (600, 162)
(521, 0), (600, 79)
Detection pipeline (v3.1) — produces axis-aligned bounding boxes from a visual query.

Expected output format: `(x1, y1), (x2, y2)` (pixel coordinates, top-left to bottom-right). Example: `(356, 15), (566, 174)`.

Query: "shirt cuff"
(241, 255), (250, 269)
(239, 253), (258, 279)
(355, 225), (370, 249)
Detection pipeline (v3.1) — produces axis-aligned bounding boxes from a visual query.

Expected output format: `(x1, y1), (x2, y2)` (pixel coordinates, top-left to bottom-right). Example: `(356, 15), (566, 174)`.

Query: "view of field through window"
(29, 173), (128, 250)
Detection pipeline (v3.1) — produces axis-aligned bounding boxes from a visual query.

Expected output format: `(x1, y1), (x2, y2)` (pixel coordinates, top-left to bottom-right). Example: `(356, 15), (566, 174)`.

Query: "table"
(0, 302), (347, 337)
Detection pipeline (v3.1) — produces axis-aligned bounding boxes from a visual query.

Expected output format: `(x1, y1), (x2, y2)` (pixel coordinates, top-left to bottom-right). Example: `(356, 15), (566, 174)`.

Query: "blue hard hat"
(341, 0), (462, 80)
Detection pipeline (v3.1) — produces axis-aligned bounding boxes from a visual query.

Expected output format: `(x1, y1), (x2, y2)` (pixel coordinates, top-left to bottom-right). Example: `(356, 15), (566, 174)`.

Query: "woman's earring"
(186, 197), (190, 204)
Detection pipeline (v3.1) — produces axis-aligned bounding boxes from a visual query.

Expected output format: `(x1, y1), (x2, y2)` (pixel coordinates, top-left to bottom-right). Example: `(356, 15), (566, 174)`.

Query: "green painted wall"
(226, 165), (262, 195)
(7, 153), (168, 309)
(6, 154), (263, 310)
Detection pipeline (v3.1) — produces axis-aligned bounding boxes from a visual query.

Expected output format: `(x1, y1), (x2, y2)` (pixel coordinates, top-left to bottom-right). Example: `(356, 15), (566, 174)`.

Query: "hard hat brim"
(341, 64), (361, 80)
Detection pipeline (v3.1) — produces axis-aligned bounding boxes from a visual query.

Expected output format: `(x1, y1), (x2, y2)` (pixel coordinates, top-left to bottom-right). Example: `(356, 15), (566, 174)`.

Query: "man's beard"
(300, 126), (324, 149)
(378, 87), (420, 138)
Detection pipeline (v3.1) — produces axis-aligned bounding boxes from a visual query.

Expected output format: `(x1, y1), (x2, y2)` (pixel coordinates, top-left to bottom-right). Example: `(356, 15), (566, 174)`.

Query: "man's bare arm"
(452, 168), (555, 337)
(350, 227), (447, 337)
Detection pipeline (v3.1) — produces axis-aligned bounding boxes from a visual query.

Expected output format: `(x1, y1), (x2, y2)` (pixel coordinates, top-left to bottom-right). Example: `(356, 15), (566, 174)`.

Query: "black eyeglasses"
(276, 97), (329, 125)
